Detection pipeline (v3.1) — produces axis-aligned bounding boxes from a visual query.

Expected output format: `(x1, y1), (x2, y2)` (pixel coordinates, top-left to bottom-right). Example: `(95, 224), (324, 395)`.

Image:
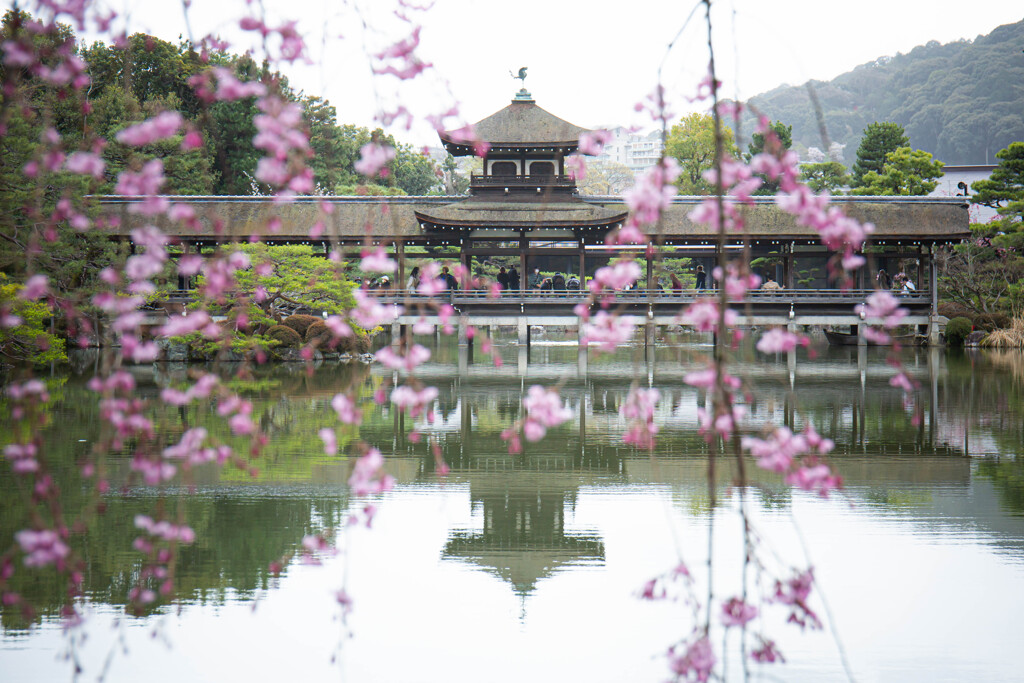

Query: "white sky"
(15, 0), (1024, 146)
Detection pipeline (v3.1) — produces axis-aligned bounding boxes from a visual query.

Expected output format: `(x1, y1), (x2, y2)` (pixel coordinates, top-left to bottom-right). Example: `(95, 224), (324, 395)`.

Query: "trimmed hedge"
(945, 317), (973, 346)
(282, 314), (321, 338)
(267, 324), (302, 347)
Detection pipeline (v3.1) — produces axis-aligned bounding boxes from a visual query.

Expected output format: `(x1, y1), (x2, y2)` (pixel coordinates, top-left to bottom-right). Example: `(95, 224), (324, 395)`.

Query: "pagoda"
(415, 83), (628, 286)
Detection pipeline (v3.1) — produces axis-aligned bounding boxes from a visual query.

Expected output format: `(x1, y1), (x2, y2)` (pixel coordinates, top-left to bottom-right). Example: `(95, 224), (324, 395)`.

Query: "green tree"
(746, 120), (792, 158)
(851, 146), (944, 196)
(665, 112), (739, 195)
(0, 276), (66, 366)
(971, 141), (1024, 226)
(213, 244), (356, 330)
(746, 120), (792, 195)
(799, 161), (850, 193)
(851, 122), (909, 187)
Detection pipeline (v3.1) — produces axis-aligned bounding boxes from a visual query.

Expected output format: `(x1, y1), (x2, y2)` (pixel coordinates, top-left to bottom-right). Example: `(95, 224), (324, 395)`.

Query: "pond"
(2, 336), (1024, 682)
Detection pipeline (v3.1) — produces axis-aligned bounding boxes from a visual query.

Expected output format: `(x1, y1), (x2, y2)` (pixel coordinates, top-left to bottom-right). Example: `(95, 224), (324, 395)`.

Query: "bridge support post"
(857, 323), (867, 347)
(458, 315), (472, 348)
(391, 322), (401, 348)
(928, 315), (941, 346)
(577, 334), (588, 375)
(518, 317), (530, 347)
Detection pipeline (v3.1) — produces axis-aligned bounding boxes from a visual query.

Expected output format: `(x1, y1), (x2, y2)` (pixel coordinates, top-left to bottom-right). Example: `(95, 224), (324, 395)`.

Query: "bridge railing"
(373, 288), (932, 307)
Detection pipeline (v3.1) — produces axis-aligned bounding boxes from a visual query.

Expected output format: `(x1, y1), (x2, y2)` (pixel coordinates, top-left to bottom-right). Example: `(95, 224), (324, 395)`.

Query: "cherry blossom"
(668, 636), (715, 683)
(624, 158), (680, 225)
(589, 260), (641, 293)
(581, 312), (637, 352)
(721, 596), (758, 627)
(577, 129), (613, 156)
(360, 246), (397, 273)
(521, 386), (573, 442)
(756, 328), (806, 354)
(115, 111), (183, 146)
(15, 529), (70, 568)
(351, 288), (402, 328)
(354, 143), (396, 177)
(348, 448), (396, 496)
(331, 394), (363, 424)
(375, 344), (431, 373)
(391, 385), (438, 419)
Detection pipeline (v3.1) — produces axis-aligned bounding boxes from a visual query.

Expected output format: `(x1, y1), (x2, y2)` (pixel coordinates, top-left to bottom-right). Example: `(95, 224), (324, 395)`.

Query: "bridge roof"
(99, 195), (970, 245)
(414, 196), (628, 230)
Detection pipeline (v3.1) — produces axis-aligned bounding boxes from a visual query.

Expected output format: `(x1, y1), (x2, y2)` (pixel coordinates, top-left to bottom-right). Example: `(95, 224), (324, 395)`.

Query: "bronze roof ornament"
(510, 66), (531, 101)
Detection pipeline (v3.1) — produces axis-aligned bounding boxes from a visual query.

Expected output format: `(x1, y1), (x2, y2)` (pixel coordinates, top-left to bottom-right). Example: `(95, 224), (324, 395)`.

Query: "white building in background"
(594, 127), (663, 177)
(929, 164), (998, 224)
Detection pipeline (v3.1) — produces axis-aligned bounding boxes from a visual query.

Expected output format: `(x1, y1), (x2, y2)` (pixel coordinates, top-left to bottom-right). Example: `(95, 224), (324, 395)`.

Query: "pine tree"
(851, 122), (908, 187)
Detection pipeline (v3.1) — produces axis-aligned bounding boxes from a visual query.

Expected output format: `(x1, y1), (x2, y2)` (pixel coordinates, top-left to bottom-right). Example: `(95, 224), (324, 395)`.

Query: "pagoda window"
(490, 161), (518, 176)
(528, 161), (555, 176)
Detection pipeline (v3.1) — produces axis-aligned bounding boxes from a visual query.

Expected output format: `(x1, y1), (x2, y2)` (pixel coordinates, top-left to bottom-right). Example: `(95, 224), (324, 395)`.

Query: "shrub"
(972, 313), (1010, 332)
(305, 320), (331, 346)
(267, 324), (302, 348)
(945, 317), (973, 346)
(282, 314), (321, 338)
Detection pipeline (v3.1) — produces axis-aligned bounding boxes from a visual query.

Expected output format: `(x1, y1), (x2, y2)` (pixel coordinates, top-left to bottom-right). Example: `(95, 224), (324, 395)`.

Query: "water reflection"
(3, 340), (1024, 682)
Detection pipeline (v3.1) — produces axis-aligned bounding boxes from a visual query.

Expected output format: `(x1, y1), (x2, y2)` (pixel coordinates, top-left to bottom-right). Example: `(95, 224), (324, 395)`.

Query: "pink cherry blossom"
(4, 443), (39, 473)
(15, 529), (70, 568)
(521, 386), (573, 442)
(785, 463), (842, 498)
(589, 260), (641, 292)
(115, 111), (183, 146)
(351, 288), (402, 328)
(360, 246), (397, 273)
(375, 344), (431, 372)
(721, 596), (758, 627)
(65, 151), (105, 178)
(391, 385), (438, 418)
(668, 636), (715, 682)
(581, 312), (636, 352)
(331, 393), (363, 424)
(578, 129), (613, 156)
(756, 328), (805, 354)
(355, 143), (396, 177)
(348, 448), (395, 496)
(751, 638), (785, 663)
(681, 299), (737, 333)
(855, 290), (906, 328)
(319, 428), (337, 455)
(20, 274), (49, 300)
(624, 158), (680, 225)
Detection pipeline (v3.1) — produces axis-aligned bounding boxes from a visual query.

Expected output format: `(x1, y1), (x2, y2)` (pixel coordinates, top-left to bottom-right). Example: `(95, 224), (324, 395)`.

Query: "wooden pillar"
(397, 240), (406, 290)
(645, 245), (653, 292)
(460, 238), (471, 288)
(519, 232), (528, 293)
(785, 242), (796, 290)
(579, 240), (586, 285)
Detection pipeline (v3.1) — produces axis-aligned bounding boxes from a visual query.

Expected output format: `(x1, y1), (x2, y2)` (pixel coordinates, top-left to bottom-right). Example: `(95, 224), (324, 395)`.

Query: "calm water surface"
(2, 337), (1024, 682)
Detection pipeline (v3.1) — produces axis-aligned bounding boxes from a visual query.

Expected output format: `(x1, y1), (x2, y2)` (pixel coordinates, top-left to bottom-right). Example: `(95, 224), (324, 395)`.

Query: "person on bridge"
(508, 266), (520, 292)
(670, 272), (683, 293)
(497, 267), (509, 292)
(529, 268), (543, 289)
(761, 276), (782, 291)
(695, 265), (707, 290)
(876, 268), (891, 290)
(441, 266), (458, 291)
(406, 266), (420, 291)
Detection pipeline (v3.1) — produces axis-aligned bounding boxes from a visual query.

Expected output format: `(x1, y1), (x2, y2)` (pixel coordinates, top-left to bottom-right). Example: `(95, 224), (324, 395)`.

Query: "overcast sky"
(18, 0), (1024, 145)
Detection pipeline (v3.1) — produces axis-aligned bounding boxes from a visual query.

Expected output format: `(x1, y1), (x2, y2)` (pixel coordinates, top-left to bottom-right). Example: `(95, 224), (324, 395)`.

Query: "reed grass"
(981, 316), (1024, 348)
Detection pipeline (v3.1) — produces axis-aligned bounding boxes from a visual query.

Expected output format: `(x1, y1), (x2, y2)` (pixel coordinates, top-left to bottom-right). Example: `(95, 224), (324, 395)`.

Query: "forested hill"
(734, 18), (1024, 165)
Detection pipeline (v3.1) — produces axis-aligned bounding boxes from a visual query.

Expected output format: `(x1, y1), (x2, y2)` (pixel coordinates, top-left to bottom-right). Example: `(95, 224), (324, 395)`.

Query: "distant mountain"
(733, 18), (1024, 165)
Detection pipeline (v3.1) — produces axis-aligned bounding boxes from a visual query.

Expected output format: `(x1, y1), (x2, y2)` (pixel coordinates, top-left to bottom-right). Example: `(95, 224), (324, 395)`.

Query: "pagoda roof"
(440, 98), (591, 155)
